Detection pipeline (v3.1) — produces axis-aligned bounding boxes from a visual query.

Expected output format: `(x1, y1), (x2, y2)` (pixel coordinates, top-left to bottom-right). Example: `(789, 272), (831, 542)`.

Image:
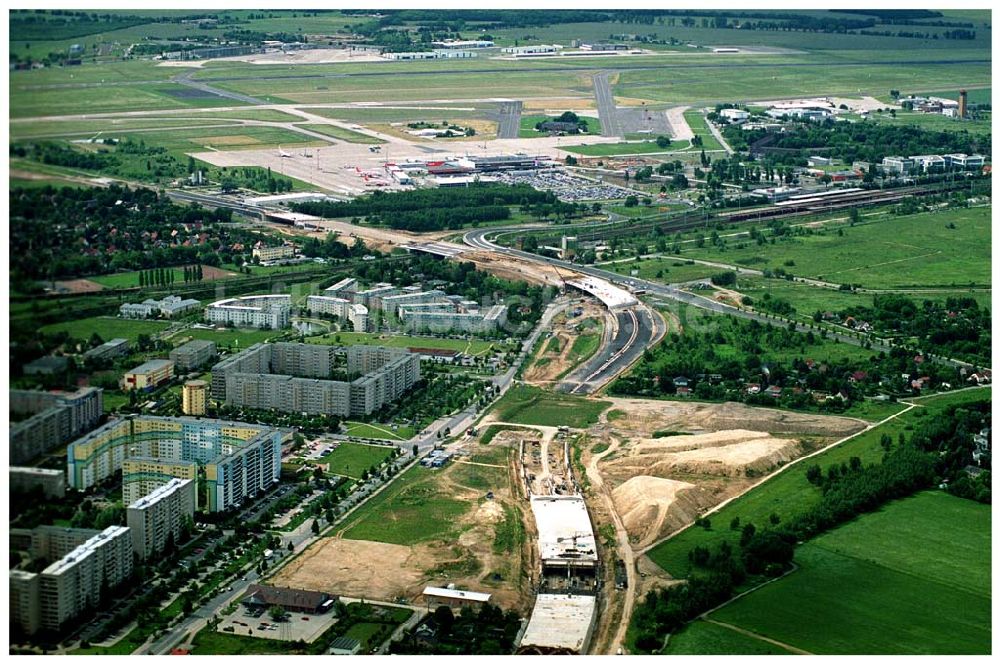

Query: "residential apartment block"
(127, 478), (197, 559)
(11, 526), (133, 634)
(211, 343), (420, 417)
(67, 416), (283, 512)
(169, 339), (218, 371)
(9, 387), (104, 464)
(205, 295), (291, 330)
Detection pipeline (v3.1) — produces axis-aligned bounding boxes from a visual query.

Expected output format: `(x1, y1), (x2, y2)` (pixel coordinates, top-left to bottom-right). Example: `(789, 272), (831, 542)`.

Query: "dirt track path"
(703, 619), (811, 655)
(584, 436), (637, 654)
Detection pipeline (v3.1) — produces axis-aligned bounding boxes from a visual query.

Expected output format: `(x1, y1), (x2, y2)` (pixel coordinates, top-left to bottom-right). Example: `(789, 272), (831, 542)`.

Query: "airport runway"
(496, 101), (523, 139)
(592, 71), (622, 137)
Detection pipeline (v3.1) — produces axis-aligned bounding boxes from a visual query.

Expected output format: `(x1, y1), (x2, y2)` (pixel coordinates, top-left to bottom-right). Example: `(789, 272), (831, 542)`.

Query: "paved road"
(557, 306), (663, 395)
(496, 101), (523, 139)
(592, 72), (622, 138)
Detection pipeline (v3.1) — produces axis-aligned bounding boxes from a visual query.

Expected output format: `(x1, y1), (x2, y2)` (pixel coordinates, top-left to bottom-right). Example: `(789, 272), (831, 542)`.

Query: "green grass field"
(172, 327), (279, 349)
(492, 385), (610, 428)
(89, 265), (236, 288)
(644, 387), (991, 578)
(190, 627), (287, 655)
(306, 331), (503, 356)
(295, 123), (386, 144)
(684, 206), (991, 288)
(344, 421), (414, 442)
(340, 466), (469, 545)
(563, 141), (677, 157)
(607, 257), (720, 284)
(40, 315), (170, 342)
(99, 124), (326, 157)
(320, 442), (396, 478)
(733, 276), (992, 323)
(682, 111), (724, 151)
(703, 492), (990, 654)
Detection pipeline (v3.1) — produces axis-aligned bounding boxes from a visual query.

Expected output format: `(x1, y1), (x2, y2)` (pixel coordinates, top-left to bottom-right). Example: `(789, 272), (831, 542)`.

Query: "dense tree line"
(389, 603), (522, 655)
(730, 121), (990, 166)
(833, 295), (991, 366)
(609, 316), (961, 408)
(293, 183), (578, 232)
(8, 185), (287, 280)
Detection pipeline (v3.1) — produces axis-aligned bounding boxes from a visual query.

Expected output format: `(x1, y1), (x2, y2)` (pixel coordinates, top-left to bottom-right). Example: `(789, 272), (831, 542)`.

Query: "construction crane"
(556, 532), (591, 547)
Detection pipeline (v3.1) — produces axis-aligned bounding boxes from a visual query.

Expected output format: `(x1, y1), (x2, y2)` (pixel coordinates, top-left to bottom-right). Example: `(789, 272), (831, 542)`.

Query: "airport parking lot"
(495, 169), (637, 201)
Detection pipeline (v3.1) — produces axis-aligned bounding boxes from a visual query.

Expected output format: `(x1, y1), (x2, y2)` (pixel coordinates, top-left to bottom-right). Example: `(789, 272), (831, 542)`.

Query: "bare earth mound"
(612, 476), (710, 548)
(605, 397), (866, 437)
(615, 430), (804, 478)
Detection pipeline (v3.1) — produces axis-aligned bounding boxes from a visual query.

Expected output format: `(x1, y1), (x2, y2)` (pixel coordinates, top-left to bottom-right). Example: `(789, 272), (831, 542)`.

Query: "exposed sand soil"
(269, 432), (535, 612)
(612, 476), (710, 549)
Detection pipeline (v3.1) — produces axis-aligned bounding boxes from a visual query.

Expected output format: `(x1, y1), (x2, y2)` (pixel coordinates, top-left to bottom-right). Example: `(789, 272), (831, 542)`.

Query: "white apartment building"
(25, 526), (133, 633)
(305, 295), (369, 331)
(205, 295), (291, 329)
(127, 478), (197, 559)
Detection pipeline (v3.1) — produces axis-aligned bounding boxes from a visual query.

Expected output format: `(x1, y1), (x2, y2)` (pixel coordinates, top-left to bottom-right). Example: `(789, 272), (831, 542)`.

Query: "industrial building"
(432, 39), (494, 48)
(9, 467), (66, 498)
(81, 338), (129, 363)
(127, 478), (197, 559)
(579, 42), (628, 51)
(121, 358), (174, 391)
(66, 416), (284, 512)
(210, 343), (420, 417)
(422, 586), (492, 609)
(10, 525), (133, 634)
(205, 294), (291, 330)
(9, 387), (104, 464)
(169, 339), (218, 371)
(501, 44), (560, 55)
(305, 295), (369, 331)
(719, 108), (750, 123)
(119, 295), (200, 319)
(241, 584), (336, 614)
(881, 152), (986, 174)
(182, 379), (209, 415)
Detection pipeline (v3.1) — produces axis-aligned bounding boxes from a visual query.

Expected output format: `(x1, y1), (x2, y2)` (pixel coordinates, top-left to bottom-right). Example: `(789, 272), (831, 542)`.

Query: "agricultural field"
(696, 492), (990, 654)
(665, 620), (794, 655)
(644, 387), (990, 578)
(683, 206), (992, 288)
(339, 466), (470, 545)
(39, 315), (170, 343)
(319, 442), (396, 478)
(491, 385), (610, 428)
